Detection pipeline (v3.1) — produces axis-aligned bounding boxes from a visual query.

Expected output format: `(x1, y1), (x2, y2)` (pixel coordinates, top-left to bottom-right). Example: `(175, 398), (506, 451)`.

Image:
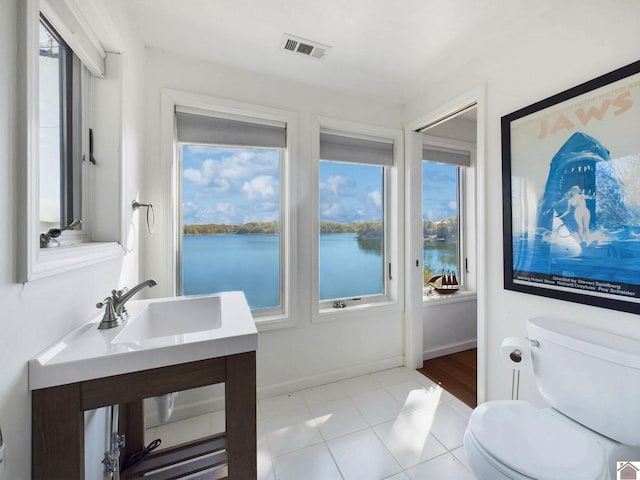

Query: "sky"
(182, 145), (280, 225)
(319, 161), (382, 223)
(422, 162), (458, 221)
(181, 144), (457, 225)
(39, 22), (62, 224)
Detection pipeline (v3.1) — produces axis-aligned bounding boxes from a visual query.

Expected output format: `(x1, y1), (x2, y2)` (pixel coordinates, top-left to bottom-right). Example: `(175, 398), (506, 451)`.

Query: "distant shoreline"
(184, 218), (458, 243)
(183, 221), (384, 239)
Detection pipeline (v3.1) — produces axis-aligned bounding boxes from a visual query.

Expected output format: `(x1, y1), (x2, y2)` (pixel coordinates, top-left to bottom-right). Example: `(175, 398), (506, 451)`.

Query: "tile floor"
(146, 367), (476, 479)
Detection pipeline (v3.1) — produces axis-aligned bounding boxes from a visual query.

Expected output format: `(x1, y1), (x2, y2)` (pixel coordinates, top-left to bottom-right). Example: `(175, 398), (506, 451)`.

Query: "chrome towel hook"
(132, 201), (155, 234)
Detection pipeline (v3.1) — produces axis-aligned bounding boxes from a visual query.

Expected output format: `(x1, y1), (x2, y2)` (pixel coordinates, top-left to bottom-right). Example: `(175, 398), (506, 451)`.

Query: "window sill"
(27, 241), (123, 282)
(254, 313), (297, 332)
(422, 289), (477, 306)
(316, 299), (400, 323)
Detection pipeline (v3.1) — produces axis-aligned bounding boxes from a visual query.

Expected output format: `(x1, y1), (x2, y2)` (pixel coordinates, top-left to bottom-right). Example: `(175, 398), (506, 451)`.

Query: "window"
(422, 146), (469, 295)
(176, 107), (287, 314)
(318, 131), (394, 307)
(20, 0), (123, 282)
(38, 16), (83, 232)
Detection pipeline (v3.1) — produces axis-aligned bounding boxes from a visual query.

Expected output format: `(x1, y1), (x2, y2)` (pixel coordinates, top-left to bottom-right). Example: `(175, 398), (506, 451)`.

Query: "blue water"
(319, 233), (382, 300)
(182, 234), (280, 310)
(513, 231), (640, 287)
(183, 233), (458, 309)
(422, 242), (459, 278)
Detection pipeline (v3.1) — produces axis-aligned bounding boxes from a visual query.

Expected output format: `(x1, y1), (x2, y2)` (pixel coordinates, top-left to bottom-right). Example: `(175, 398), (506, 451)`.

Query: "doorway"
(404, 88), (485, 406)
(420, 106), (478, 406)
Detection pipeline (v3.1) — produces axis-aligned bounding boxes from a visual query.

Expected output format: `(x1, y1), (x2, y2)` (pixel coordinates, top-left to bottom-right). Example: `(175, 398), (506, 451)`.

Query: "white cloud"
(182, 201), (199, 224)
(184, 161), (230, 192)
(183, 201), (198, 215)
(183, 149), (278, 192)
(215, 203), (237, 215)
(183, 167), (207, 186)
(220, 150), (276, 179)
(367, 190), (382, 208)
(320, 175), (349, 198)
(182, 147), (282, 225)
(321, 202), (344, 220)
(241, 175), (278, 200)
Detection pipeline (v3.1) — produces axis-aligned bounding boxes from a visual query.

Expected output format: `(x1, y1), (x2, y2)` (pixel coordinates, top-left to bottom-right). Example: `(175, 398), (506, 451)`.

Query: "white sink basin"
(113, 295), (222, 344)
(29, 291), (257, 390)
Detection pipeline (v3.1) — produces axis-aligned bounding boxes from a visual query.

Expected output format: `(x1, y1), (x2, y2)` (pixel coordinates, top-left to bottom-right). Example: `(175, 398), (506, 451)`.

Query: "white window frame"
(421, 134), (477, 302)
(311, 116), (404, 322)
(18, 0), (123, 283)
(161, 89), (298, 329)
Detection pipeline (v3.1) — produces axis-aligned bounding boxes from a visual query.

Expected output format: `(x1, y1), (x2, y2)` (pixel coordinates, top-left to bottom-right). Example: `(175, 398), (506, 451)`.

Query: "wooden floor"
(417, 348), (477, 408)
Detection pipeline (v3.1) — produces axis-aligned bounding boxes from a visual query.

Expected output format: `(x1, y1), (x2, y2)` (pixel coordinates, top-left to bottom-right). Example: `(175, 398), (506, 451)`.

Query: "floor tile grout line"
(368, 419), (423, 475)
(150, 367), (475, 479)
(322, 436), (346, 480)
(296, 382), (410, 479)
(300, 375), (465, 477)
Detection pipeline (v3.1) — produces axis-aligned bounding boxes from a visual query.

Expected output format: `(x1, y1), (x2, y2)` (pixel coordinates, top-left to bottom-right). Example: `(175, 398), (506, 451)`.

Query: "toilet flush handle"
(526, 337), (540, 348)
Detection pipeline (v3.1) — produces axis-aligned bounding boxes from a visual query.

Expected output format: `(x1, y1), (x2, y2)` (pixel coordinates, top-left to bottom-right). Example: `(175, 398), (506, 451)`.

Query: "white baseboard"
(423, 339), (477, 361)
(256, 355), (405, 400)
(146, 355), (405, 426)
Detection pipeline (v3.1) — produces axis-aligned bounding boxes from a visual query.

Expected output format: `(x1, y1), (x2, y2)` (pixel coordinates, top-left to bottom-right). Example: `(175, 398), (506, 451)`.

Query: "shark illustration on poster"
(503, 60), (640, 313)
(514, 131), (640, 285)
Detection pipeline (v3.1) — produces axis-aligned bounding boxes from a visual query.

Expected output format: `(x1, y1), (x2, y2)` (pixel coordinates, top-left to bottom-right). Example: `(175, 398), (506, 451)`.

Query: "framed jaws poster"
(502, 60), (640, 314)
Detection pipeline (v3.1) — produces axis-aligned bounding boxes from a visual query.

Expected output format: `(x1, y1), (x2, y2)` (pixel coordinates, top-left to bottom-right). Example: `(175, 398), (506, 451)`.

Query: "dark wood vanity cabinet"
(32, 351), (257, 479)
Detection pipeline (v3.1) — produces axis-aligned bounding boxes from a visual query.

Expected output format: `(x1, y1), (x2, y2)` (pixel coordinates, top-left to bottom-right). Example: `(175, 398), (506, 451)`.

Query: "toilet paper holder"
(510, 360), (521, 400)
(502, 337), (538, 400)
(509, 349), (522, 363)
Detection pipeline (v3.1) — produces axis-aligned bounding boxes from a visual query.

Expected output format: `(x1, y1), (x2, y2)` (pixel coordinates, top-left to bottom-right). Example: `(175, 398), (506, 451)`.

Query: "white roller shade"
(320, 132), (394, 166)
(423, 147), (470, 167)
(40, 0), (106, 78)
(176, 108), (287, 149)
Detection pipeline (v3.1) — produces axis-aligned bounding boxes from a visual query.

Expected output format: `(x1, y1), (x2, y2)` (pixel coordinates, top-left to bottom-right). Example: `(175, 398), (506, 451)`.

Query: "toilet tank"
(527, 317), (640, 446)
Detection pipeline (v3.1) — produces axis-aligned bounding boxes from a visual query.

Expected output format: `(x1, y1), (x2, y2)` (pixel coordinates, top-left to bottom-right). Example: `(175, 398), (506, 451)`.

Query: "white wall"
(423, 295), (477, 360)
(405, 1), (640, 403)
(141, 49), (407, 406)
(0, 1), (145, 478)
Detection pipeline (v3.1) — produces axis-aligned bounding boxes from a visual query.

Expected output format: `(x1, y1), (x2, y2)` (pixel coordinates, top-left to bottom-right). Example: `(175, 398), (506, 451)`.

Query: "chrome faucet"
(97, 279), (158, 329)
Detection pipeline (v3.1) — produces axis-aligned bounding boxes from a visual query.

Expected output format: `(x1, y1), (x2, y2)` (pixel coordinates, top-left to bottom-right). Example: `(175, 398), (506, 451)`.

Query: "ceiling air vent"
(280, 34), (331, 61)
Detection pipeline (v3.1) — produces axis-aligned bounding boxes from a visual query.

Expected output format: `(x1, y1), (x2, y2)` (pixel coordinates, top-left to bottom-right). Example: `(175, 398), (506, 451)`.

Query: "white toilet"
(464, 316), (640, 480)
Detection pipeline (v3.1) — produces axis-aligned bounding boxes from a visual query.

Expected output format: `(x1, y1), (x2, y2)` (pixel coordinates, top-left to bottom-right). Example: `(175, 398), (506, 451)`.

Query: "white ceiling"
(123, 0), (552, 104)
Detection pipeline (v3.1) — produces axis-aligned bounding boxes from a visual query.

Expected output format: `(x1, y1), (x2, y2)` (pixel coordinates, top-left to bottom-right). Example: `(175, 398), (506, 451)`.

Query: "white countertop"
(28, 291), (258, 390)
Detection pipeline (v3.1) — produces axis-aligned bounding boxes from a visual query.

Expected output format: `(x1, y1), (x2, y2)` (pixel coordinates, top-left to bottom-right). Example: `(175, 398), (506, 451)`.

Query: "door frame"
(404, 85), (487, 404)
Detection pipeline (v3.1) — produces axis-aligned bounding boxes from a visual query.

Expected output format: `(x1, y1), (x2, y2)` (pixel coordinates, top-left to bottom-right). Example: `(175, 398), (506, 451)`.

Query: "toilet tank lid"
(528, 317), (640, 369)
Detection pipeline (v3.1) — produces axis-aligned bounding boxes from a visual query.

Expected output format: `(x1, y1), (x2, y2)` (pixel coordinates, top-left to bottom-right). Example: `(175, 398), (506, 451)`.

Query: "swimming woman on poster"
(557, 185), (593, 244)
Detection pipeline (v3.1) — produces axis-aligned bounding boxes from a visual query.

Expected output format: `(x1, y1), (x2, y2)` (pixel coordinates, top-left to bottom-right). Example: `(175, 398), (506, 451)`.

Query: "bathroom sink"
(28, 291), (257, 390)
(113, 295), (222, 344)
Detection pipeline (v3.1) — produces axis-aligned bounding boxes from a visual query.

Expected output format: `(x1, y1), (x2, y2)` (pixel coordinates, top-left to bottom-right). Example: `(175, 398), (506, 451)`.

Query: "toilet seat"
(465, 401), (606, 480)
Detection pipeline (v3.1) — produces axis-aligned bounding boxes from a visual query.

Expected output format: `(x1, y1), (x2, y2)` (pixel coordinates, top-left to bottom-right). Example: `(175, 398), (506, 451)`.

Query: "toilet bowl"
(464, 401), (610, 479)
(464, 317), (640, 480)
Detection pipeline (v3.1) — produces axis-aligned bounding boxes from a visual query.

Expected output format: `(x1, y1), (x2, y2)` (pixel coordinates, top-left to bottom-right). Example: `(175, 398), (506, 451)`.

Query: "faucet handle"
(97, 296), (114, 309)
(112, 287), (128, 299)
(96, 296), (124, 329)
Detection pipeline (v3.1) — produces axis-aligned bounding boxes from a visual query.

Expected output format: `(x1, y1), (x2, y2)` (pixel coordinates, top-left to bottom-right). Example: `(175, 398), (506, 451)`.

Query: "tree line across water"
(184, 221), (383, 239)
(184, 221), (279, 236)
(184, 217), (458, 242)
